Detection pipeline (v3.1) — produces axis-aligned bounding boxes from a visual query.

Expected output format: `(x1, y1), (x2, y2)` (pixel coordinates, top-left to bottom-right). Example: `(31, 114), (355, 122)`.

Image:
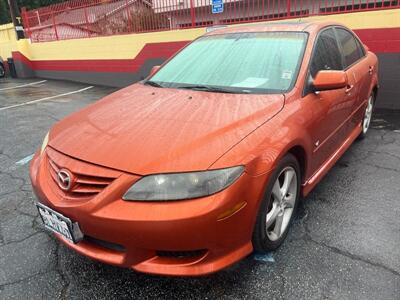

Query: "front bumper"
(30, 148), (269, 276)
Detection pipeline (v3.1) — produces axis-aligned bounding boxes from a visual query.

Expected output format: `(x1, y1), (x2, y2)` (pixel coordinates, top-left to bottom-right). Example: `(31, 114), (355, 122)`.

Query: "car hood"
(49, 84), (284, 175)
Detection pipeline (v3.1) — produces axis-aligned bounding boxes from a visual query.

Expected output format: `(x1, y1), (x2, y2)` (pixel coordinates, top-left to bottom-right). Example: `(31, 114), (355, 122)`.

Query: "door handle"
(345, 85), (354, 94)
(368, 66), (374, 75)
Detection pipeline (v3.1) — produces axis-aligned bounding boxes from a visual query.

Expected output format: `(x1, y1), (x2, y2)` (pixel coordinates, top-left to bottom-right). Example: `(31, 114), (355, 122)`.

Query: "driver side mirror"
(313, 70), (348, 92)
(149, 65), (160, 77)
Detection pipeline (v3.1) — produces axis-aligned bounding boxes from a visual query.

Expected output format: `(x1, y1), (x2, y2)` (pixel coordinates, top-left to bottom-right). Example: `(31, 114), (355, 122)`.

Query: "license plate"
(36, 203), (83, 244)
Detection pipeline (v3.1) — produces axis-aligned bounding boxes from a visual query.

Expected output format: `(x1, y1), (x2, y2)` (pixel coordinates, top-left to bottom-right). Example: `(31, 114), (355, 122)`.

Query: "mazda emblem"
(57, 169), (72, 191)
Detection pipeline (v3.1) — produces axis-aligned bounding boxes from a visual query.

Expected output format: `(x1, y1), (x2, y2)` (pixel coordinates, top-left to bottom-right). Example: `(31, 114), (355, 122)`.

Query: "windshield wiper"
(177, 85), (249, 94)
(144, 80), (164, 88)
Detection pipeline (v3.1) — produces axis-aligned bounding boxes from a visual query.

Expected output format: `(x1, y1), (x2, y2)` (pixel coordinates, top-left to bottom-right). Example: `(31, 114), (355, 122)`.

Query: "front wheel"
(252, 153), (300, 252)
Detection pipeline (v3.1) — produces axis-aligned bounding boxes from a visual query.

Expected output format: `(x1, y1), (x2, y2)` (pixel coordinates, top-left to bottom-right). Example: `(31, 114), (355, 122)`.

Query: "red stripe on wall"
(354, 28), (400, 53)
(14, 41), (189, 73)
(12, 28), (400, 73)
(12, 52), (33, 68)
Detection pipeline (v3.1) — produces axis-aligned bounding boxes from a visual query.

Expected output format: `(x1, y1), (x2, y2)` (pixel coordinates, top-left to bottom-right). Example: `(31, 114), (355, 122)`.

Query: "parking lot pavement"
(0, 78), (399, 299)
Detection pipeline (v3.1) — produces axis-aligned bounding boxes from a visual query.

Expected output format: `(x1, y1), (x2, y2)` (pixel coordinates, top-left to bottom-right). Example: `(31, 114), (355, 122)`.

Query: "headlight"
(41, 132), (49, 154)
(123, 166), (244, 201)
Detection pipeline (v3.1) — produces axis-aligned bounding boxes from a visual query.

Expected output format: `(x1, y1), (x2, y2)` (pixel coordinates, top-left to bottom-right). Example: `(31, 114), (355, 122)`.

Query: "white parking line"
(15, 154), (35, 166)
(0, 80), (47, 91)
(0, 86), (94, 111)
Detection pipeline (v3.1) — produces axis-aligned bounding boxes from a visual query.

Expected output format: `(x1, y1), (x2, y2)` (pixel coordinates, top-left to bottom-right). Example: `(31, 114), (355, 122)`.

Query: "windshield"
(148, 31), (308, 94)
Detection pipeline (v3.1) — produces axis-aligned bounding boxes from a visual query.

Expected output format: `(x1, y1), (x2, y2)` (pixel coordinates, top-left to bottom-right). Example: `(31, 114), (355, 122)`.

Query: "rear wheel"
(0, 64), (5, 78)
(252, 154), (300, 251)
(358, 94), (374, 140)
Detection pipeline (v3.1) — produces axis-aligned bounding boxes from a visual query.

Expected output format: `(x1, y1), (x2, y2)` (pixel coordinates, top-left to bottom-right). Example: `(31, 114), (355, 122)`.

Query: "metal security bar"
(21, 0), (400, 42)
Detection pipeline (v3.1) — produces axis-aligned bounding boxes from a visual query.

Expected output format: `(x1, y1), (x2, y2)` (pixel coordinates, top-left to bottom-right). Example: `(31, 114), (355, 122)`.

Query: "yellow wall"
(0, 23), (17, 60)
(303, 8), (400, 29)
(25, 27), (206, 60)
(2, 8), (399, 61)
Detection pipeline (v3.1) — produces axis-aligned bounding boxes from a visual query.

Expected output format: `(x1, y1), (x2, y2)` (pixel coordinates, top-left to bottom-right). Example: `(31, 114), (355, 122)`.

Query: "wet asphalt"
(0, 78), (399, 299)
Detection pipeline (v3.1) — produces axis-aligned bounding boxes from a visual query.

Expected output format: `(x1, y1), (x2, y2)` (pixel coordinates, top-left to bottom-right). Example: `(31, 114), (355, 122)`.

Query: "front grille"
(46, 148), (118, 200)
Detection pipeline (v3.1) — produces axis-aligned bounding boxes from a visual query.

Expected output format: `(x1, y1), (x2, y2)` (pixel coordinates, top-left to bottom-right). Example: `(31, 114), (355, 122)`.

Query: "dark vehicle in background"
(0, 57), (5, 78)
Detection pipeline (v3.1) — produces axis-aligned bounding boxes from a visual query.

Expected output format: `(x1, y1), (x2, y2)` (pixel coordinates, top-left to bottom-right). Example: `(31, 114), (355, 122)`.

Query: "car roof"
(204, 21), (345, 36)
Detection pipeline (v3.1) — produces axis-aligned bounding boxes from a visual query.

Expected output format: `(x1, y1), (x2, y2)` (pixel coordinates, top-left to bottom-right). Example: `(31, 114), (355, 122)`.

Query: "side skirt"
(301, 123), (362, 197)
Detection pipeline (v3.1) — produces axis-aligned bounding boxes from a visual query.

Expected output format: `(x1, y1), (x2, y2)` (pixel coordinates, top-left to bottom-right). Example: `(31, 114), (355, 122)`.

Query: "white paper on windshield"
(231, 77), (269, 88)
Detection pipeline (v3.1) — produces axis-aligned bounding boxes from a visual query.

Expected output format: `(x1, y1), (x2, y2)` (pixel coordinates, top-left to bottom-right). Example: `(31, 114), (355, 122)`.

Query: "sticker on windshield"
(281, 70), (293, 80)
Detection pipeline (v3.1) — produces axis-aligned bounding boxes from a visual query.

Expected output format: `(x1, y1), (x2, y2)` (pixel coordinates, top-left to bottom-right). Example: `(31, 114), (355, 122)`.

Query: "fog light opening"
(156, 249), (207, 259)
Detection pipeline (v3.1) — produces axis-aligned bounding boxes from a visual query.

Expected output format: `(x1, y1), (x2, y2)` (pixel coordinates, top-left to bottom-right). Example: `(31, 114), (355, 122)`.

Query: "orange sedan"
(30, 21), (378, 276)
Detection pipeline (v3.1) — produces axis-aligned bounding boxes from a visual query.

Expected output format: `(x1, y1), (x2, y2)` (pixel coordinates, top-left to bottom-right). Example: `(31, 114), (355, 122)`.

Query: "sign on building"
(212, 0), (224, 14)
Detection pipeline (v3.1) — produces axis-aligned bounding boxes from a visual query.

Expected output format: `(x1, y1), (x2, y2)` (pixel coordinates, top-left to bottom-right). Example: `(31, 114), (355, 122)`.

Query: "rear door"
(334, 27), (370, 128)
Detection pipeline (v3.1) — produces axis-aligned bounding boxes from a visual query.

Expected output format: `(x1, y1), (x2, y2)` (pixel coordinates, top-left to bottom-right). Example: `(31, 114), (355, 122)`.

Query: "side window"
(336, 28), (362, 68)
(310, 28), (343, 78)
(355, 38), (366, 57)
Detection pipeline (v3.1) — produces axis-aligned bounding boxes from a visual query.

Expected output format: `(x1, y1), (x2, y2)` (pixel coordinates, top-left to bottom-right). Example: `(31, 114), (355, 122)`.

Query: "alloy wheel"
(266, 166), (298, 241)
(363, 95), (373, 134)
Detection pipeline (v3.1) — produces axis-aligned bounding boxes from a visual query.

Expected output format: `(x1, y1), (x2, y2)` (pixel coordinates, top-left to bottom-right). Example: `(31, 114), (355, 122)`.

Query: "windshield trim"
(144, 31), (310, 95)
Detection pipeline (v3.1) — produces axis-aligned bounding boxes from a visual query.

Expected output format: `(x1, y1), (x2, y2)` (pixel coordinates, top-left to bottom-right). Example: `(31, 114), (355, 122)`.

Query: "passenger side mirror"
(149, 65), (160, 77)
(313, 70), (348, 92)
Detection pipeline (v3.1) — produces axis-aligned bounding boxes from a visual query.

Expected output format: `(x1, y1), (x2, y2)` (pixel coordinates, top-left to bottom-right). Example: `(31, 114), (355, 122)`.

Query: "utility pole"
(7, 0), (25, 39)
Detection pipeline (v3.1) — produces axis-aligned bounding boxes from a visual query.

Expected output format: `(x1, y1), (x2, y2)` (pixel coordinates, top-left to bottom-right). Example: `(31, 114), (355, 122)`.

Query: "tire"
(252, 153), (301, 252)
(0, 64), (4, 78)
(358, 93), (375, 140)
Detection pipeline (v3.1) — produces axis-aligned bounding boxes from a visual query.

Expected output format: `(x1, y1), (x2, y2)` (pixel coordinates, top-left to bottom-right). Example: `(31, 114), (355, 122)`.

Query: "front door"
(303, 27), (352, 175)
